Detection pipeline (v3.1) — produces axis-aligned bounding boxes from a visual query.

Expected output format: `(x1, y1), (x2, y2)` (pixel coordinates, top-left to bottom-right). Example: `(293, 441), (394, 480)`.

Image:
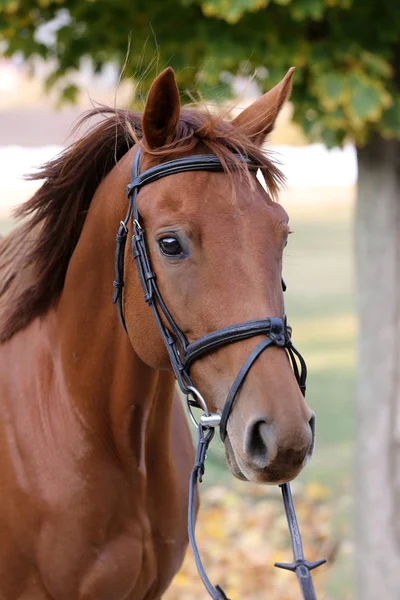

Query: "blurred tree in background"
(1, 1), (400, 146)
(2, 1), (400, 598)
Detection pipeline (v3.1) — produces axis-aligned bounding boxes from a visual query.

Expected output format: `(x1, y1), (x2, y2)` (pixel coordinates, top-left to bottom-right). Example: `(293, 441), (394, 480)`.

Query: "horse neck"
(55, 154), (176, 465)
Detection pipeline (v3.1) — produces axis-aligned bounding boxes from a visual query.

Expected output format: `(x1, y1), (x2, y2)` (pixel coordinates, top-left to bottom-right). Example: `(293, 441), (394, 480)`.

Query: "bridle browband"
(113, 146), (325, 599)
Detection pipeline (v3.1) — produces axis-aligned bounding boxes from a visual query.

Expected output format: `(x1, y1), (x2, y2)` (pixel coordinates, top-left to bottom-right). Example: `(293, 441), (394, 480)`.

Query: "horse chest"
(0, 459), (188, 600)
(0, 411), (189, 600)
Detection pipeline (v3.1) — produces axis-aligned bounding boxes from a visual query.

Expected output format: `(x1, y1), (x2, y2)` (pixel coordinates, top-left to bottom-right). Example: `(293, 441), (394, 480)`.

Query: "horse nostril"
(244, 420), (274, 470)
(244, 415), (315, 471)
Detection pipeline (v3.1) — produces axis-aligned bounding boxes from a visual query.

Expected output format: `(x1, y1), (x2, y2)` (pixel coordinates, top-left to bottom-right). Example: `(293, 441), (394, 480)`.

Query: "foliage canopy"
(1, 0), (400, 146)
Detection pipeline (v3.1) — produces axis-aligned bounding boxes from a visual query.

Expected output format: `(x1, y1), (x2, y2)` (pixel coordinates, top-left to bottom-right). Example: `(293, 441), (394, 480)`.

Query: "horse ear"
(232, 68), (295, 145)
(142, 67), (180, 149)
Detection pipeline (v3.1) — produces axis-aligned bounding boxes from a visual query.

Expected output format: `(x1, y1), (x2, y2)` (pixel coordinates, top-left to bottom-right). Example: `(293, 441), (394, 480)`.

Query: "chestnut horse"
(0, 68), (314, 599)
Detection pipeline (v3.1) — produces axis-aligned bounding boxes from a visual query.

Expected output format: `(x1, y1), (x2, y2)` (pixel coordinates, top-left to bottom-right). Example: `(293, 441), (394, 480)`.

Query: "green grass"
(288, 204), (355, 598)
(286, 205), (355, 484)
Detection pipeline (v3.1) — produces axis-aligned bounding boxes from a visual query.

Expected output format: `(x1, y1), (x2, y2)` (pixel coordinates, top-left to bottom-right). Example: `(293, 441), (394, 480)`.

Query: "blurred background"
(1, 1), (399, 598)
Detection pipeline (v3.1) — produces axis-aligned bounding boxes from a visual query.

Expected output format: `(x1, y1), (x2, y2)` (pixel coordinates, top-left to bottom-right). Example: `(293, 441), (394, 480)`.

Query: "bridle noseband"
(113, 146), (325, 600)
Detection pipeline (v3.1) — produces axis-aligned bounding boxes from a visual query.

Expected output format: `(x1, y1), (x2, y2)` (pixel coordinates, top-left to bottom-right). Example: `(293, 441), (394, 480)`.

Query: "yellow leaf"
(305, 482), (331, 501)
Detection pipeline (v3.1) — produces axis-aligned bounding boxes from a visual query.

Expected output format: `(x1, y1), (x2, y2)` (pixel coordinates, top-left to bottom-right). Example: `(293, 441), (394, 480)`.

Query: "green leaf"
(290, 0), (324, 21)
(0, 0), (18, 12)
(347, 73), (386, 124)
(317, 72), (347, 110)
(359, 51), (392, 78)
(200, 0), (270, 23)
(58, 84), (79, 105)
(319, 126), (342, 148)
(381, 97), (400, 138)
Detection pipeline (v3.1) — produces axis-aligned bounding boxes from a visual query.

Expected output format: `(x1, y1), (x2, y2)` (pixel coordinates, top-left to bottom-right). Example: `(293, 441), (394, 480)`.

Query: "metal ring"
(120, 220), (128, 233)
(187, 385), (210, 414)
(186, 385), (210, 429)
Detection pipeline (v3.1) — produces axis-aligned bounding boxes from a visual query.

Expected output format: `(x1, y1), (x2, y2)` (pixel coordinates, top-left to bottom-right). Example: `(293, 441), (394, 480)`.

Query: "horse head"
(122, 68), (315, 485)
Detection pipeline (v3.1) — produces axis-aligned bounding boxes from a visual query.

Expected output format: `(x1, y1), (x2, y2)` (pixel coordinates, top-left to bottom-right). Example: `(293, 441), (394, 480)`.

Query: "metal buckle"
(133, 219), (143, 233)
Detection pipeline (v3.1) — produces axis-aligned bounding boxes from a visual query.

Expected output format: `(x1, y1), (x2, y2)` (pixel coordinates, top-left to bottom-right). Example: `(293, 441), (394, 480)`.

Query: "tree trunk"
(356, 135), (400, 599)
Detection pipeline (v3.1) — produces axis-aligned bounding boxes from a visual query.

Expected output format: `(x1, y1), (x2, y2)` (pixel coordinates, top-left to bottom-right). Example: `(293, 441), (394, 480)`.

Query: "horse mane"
(0, 104), (284, 343)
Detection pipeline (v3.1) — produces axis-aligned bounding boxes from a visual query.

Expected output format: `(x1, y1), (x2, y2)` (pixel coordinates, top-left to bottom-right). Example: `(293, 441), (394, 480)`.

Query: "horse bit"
(113, 146), (326, 599)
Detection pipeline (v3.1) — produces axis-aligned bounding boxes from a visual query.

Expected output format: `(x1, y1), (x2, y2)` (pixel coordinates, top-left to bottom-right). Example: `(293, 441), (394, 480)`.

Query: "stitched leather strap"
(126, 154), (253, 197)
(286, 341), (307, 396)
(219, 337), (275, 441)
(184, 318), (275, 368)
(188, 426), (230, 600)
(275, 483), (326, 596)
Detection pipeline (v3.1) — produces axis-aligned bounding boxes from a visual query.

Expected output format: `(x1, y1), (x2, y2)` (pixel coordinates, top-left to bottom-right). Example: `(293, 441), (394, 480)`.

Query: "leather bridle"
(113, 146), (326, 599)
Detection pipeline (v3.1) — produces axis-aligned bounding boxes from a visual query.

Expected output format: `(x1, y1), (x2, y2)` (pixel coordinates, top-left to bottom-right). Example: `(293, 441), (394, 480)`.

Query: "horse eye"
(158, 236), (183, 257)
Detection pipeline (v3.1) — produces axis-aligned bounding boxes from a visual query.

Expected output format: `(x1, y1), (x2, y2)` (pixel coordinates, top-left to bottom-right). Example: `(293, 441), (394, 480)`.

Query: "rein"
(113, 146), (326, 599)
